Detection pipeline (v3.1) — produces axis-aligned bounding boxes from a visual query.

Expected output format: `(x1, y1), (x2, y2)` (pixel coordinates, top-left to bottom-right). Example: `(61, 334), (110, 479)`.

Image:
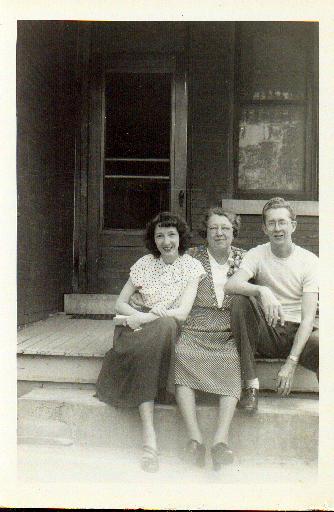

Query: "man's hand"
(259, 287), (285, 327)
(276, 359), (297, 396)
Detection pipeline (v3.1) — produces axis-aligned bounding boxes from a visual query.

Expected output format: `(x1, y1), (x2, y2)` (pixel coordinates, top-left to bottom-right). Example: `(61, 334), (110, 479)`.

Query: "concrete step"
(18, 444), (318, 488)
(17, 351), (319, 392)
(64, 294), (118, 315)
(18, 387), (318, 462)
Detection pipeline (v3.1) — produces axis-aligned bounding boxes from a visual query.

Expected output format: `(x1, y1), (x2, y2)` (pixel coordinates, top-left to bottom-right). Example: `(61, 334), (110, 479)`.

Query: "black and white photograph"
(1, 1), (334, 509)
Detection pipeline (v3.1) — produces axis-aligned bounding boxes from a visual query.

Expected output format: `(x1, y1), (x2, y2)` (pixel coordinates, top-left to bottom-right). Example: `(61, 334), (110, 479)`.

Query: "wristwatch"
(288, 354), (299, 363)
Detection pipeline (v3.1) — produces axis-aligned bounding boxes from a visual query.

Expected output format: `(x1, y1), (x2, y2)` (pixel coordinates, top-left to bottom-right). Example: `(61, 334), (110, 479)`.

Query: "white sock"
(245, 378), (259, 390)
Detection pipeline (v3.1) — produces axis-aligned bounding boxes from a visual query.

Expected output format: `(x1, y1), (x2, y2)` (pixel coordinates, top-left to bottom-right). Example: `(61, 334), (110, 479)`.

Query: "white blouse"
(207, 250), (230, 308)
(130, 253), (206, 309)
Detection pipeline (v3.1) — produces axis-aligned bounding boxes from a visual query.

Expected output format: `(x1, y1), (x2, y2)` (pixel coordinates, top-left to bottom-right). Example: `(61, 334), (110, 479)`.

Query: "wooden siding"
(17, 21), (77, 325)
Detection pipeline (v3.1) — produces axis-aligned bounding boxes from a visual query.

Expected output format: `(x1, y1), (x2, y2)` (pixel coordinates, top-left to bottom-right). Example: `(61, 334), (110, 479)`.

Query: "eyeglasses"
(266, 220), (291, 229)
(208, 226), (232, 232)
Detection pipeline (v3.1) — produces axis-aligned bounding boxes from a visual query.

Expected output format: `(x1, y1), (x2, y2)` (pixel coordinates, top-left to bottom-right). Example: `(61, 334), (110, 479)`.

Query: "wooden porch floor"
(17, 314), (114, 357)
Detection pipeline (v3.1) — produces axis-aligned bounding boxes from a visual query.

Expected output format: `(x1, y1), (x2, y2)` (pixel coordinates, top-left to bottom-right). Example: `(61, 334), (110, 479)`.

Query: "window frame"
(233, 22), (318, 201)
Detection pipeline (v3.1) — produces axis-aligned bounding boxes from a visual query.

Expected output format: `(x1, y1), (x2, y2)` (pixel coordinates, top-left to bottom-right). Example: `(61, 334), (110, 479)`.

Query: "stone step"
(64, 294), (118, 315)
(17, 387), (318, 462)
(17, 444), (318, 487)
(17, 352), (319, 392)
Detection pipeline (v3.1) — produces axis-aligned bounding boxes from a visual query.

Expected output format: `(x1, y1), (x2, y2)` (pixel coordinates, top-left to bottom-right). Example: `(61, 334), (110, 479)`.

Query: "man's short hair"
(262, 197), (296, 223)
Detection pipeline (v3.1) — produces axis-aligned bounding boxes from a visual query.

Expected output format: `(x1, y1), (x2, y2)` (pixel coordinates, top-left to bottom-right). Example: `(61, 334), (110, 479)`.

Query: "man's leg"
(298, 328), (319, 381)
(230, 295), (283, 412)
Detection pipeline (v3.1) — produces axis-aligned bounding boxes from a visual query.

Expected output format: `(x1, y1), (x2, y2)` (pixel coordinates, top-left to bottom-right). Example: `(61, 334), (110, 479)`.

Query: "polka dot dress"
(130, 253), (206, 309)
(175, 246), (246, 400)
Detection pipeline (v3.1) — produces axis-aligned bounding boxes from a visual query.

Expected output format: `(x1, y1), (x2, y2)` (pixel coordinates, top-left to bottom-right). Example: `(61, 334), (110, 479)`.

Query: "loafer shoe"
(238, 387), (258, 414)
(211, 442), (234, 470)
(185, 439), (206, 467)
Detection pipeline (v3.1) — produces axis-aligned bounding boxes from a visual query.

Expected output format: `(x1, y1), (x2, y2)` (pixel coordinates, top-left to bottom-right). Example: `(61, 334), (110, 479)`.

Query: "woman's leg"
(138, 400), (159, 472)
(213, 395), (238, 446)
(175, 384), (202, 443)
(210, 395), (238, 469)
(138, 400), (157, 450)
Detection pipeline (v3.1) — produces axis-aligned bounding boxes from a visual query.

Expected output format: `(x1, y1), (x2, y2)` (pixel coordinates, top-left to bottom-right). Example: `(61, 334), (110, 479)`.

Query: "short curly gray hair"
(198, 207), (241, 239)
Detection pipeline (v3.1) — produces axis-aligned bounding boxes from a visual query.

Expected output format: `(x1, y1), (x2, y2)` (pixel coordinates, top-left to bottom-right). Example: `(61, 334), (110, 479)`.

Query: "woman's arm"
(115, 279), (143, 315)
(115, 278), (158, 326)
(151, 277), (201, 323)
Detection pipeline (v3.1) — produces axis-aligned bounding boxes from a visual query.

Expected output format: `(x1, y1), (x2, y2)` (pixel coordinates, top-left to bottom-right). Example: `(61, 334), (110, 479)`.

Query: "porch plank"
(17, 315), (318, 392)
(18, 315), (114, 357)
(65, 323), (113, 356)
(19, 325), (80, 352)
(18, 315), (72, 343)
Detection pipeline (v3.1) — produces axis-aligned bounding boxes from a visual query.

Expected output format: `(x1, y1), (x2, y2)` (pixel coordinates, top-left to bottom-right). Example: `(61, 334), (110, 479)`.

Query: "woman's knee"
(155, 316), (179, 335)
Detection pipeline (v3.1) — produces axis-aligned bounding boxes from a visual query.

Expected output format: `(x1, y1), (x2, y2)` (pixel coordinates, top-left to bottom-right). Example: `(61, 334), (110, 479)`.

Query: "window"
(234, 22), (318, 200)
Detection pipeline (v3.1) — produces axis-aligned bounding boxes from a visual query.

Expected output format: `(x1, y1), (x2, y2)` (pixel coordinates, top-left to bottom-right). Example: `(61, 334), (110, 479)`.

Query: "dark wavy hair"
(198, 206), (241, 239)
(144, 211), (191, 258)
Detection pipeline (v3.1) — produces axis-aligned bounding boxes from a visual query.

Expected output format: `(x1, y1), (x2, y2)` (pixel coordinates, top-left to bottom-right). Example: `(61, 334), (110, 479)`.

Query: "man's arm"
(277, 292), (318, 396)
(225, 269), (285, 327)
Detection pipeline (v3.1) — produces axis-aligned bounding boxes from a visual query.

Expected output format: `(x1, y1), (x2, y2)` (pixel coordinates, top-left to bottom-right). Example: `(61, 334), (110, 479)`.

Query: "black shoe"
(238, 387), (258, 414)
(211, 442), (234, 470)
(185, 439), (206, 467)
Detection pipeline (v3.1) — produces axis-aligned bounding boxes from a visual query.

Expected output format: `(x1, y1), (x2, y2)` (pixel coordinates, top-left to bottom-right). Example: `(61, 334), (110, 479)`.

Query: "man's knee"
(231, 295), (255, 318)
(300, 329), (319, 372)
(308, 328), (319, 347)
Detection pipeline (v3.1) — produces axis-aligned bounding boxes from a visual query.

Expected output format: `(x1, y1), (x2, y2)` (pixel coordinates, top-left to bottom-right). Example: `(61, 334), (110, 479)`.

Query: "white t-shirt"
(130, 253), (206, 309)
(240, 243), (319, 323)
(207, 250), (230, 308)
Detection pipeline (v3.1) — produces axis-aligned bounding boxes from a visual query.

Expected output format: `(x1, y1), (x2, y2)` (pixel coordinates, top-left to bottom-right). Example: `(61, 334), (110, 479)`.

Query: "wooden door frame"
(73, 42), (188, 292)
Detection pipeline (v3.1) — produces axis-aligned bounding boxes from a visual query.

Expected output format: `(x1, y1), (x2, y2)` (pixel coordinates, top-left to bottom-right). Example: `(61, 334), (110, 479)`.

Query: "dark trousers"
(230, 295), (319, 381)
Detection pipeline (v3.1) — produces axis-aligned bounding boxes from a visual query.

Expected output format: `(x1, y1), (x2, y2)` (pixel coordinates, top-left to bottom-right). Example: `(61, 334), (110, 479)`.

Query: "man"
(225, 197), (319, 413)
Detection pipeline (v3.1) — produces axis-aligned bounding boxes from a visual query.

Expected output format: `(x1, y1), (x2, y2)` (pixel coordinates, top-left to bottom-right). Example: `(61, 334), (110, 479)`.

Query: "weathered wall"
(17, 21), (77, 325)
(92, 22), (318, 293)
(187, 22), (318, 256)
(16, 21), (318, 307)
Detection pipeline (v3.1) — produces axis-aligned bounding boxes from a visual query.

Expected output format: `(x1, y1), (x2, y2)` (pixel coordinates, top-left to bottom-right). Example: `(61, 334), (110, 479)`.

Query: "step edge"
(18, 396), (319, 417)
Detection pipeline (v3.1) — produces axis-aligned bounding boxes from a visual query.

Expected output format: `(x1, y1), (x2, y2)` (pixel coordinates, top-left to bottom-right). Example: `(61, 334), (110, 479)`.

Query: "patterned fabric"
(175, 245), (246, 398)
(95, 253), (205, 408)
(130, 253), (206, 309)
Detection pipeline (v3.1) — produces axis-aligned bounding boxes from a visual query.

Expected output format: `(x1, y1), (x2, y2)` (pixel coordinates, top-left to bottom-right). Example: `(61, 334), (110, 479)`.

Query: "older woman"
(95, 212), (205, 473)
(175, 207), (245, 470)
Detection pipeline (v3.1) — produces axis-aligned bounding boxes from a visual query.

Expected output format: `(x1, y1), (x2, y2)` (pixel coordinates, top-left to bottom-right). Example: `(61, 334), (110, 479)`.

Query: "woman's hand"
(125, 314), (143, 330)
(150, 305), (169, 318)
(129, 291), (145, 311)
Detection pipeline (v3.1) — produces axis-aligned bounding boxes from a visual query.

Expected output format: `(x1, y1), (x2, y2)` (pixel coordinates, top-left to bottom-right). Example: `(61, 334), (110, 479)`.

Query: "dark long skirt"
(95, 317), (180, 408)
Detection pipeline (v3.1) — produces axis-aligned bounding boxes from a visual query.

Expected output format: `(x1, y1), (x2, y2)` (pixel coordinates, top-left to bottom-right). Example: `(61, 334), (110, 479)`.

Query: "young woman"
(95, 212), (205, 472)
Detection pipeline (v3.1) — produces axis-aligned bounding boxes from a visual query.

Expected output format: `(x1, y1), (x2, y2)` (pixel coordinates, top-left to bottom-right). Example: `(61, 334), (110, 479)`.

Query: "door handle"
(178, 190), (185, 208)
